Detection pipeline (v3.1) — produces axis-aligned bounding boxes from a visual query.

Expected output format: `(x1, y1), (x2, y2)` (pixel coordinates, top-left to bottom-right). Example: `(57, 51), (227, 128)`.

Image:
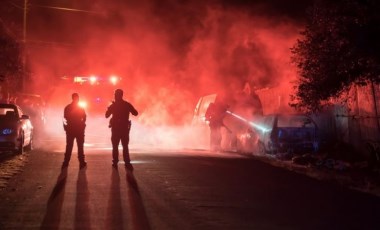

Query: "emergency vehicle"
(66, 74), (122, 114)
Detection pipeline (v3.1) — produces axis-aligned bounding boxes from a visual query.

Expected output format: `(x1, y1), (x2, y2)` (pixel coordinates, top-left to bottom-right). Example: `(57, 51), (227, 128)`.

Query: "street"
(0, 135), (379, 229)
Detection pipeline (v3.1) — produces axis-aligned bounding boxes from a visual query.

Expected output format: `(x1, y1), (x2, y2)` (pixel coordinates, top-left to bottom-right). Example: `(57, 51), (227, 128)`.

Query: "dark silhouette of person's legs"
(111, 131), (121, 166)
(121, 133), (130, 163)
(76, 132), (86, 168)
(210, 126), (222, 151)
(215, 126), (222, 150)
(63, 133), (75, 167)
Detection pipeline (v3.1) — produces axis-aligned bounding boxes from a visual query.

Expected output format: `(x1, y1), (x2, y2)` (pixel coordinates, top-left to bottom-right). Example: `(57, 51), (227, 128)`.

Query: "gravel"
(0, 153), (29, 190)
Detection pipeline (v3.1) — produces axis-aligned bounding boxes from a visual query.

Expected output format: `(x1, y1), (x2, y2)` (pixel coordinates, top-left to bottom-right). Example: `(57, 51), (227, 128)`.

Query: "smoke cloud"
(24, 0), (309, 149)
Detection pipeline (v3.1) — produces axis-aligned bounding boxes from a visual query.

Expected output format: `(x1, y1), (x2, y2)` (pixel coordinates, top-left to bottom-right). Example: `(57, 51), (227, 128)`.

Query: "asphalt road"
(0, 143), (379, 230)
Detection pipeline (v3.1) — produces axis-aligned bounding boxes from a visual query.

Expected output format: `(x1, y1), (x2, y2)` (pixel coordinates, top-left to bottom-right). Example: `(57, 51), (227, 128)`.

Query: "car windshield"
(277, 115), (314, 128)
(0, 108), (17, 118)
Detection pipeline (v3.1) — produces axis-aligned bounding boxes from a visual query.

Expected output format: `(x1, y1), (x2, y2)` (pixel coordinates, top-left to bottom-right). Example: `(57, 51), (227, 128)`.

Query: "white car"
(0, 103), (34, 154)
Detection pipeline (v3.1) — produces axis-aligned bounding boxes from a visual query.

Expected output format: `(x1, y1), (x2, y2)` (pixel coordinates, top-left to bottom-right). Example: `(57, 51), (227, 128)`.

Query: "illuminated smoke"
(25, 0), (307, 149)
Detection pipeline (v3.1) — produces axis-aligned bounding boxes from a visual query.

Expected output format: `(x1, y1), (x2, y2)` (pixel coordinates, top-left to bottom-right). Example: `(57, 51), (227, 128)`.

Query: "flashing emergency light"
(78, 101), (87, 108)
(109, 75), (119, 85)
(89, 76), (97, 84)
(74, 76), (85, 83)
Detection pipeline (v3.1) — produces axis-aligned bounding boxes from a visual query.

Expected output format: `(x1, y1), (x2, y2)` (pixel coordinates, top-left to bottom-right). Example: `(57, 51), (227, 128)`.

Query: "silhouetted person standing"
(62, 93), (87, 169)
(205, 99), (228, 151)
(106, 89), (138, 169)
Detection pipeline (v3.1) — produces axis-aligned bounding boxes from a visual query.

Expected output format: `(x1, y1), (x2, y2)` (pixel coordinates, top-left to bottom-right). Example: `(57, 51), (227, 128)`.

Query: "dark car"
(255, 114), (319, 154)
(0, 103), (33, 154)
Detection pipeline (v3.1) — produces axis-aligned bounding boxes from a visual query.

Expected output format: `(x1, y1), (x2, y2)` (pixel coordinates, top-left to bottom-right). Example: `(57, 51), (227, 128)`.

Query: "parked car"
(255, 114), (319, 154)
(0, 103), (33, 154)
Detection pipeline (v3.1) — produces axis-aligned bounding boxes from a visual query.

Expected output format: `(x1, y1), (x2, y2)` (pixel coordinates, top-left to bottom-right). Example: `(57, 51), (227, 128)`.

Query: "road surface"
(0, 116), (379, 229)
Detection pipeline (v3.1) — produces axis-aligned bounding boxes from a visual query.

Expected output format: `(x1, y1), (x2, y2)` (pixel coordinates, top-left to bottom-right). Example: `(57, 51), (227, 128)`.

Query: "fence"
(334, 83), (380, 163)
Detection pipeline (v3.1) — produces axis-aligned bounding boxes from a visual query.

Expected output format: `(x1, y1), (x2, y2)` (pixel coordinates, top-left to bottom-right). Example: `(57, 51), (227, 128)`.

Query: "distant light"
(95, 97), (102, 104)
(74, 76), (84, 83)
(78, 101), (87, 108)
(89, 75), (97, 84)
(109, 75), (119, 85)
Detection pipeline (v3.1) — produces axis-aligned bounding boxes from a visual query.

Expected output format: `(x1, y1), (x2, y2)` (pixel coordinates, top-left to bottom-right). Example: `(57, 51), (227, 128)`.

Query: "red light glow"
(28, 1), (303, 127)
(109, 75), (119, 85)
(89, 76), (97, 85)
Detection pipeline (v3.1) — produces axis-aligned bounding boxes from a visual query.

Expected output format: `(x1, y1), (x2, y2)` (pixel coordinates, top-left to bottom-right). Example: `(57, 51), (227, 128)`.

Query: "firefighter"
(62, 93), (87, 169)
(105, 89), (138, 169)
(205, 99), (228, 151)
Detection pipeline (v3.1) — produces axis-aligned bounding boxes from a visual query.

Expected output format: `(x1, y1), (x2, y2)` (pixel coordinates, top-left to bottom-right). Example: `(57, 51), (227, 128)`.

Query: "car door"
(17, 106), (32, 145)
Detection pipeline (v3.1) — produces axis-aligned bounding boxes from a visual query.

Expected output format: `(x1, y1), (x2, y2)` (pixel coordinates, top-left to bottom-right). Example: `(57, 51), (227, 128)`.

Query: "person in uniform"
(105, 89), (138, 169)
(205, 99), (228, 151)
(62, 93), (87, 169)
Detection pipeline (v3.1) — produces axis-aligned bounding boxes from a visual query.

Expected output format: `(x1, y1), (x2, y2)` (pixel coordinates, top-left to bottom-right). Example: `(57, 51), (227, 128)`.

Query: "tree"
(291, 0), (380, 112)
(0, 20), (23, 87)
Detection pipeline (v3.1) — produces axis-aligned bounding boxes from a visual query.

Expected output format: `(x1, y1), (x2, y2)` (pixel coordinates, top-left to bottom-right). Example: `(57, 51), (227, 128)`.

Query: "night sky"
(2, 0), (313, 44)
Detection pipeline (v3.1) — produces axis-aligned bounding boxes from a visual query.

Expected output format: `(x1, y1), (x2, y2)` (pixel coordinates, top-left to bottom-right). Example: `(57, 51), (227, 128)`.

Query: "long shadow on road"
(75, 169), (92, 230)
(105, 169), (124, 229)
(126, 167), (151, 230)
(104, 166), (151, 230)
(7, 149), (379, 229)
(40, 168), (68, 229)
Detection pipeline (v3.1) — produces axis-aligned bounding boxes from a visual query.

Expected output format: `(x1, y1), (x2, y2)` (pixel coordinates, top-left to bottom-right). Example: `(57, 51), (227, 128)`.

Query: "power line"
(6, 1), (102, 15)
(31, 4), (103, 15)
(25, 39), (82, 48)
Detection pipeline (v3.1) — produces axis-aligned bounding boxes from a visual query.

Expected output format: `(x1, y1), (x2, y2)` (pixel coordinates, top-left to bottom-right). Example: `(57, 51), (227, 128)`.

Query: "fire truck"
(65, 74), (122, 114)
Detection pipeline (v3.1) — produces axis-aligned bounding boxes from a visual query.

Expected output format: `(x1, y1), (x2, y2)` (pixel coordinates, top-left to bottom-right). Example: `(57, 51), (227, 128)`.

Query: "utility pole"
(23, 0), (27, 44)
(22, 0), (28, 91)
(20, 0), (100, 91)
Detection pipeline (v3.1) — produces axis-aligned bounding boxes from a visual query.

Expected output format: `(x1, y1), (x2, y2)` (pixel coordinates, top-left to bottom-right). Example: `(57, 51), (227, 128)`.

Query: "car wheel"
(25, 134), (33, 151)
(14, 132), (24, 154)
